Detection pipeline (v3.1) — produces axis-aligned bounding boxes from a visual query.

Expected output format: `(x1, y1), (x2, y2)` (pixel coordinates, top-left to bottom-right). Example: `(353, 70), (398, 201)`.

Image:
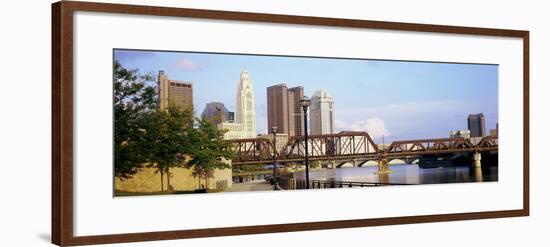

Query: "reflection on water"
(293, 164), (498, 185)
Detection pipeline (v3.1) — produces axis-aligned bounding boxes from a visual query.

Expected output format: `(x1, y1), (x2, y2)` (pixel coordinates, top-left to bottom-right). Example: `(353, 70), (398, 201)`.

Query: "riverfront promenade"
(226, 180), (273, 192)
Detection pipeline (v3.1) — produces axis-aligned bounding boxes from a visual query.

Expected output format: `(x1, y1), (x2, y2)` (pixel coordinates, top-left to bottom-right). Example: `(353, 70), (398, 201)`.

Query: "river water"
(292, 164), (498, 185)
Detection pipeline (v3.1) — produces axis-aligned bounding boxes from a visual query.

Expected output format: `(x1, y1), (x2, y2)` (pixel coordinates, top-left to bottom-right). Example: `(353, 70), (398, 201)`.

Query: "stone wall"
(115, 160), (232, 193)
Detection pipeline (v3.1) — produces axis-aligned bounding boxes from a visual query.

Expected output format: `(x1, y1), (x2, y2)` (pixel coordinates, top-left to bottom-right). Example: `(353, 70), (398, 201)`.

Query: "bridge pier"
(376, 158), (393, 174)
(378, 173), (390, 184)
(473, 152), (482, 168)
(474, 167), (483, 182)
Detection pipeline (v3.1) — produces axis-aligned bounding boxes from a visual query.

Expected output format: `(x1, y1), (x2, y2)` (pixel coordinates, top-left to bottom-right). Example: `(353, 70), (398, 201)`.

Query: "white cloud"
(336, 117), (391, 139)
(335, 99), (498, 141)
(174, 58), (206, 70)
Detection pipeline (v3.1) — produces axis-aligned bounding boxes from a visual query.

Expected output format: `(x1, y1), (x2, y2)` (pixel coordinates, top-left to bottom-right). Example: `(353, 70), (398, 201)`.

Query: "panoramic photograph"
(113, 49), (499, 196)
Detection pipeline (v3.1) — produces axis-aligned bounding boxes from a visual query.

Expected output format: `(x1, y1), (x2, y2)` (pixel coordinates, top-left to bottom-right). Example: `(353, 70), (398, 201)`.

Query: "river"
(292, 164), (498, 185)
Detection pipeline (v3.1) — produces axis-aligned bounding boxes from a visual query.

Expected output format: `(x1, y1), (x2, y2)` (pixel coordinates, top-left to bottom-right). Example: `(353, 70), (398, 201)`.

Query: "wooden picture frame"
(52, 1), (529, 246)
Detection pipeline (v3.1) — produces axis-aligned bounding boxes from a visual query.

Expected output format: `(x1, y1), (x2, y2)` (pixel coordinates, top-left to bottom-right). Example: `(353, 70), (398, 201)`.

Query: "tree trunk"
(198, 176), (201, 189)
(166, 166), (172, 192)
(159, 167), (164, 192)
(205, 175), (209, 190)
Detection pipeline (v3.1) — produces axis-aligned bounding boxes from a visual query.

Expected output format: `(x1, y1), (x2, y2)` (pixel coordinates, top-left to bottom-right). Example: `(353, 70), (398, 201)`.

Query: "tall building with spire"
(235, 68), (256, 138)
(218, 68), (257, 139)
(310, 90), (335, 135)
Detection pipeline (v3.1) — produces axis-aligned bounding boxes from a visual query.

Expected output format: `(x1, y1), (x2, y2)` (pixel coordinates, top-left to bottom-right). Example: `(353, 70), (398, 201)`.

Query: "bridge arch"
(337, 162), (355, 168)
(387, 159), (407, 165)
(357, 160), (380, 167)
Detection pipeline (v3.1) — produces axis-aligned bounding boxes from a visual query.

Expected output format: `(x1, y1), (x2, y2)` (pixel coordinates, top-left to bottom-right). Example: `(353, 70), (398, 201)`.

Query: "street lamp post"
(300, 96), (311, 189)
(271, 126), (278, 189)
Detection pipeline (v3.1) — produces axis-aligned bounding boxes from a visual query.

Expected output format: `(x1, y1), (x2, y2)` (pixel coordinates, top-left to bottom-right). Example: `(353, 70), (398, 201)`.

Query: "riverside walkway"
(226, 180), (273, 192)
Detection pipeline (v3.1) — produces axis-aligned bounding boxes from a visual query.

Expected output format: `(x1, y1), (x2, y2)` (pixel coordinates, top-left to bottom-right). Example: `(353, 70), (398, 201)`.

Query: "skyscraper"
(157, 70), (193, 111)
(266, 84), (304, 136)
(288, 86), (304, 136)
(310, 90), (335, 135)
(218, 68), (258, 140)
(201, 102), (234, 125)
(235, 68), (256, 138)
(467, 113), (486, 137)
(267, 84), (290, 135)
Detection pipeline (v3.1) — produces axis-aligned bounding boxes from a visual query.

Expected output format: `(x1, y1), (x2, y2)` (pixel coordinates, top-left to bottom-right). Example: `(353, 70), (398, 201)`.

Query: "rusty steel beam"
(231, 146), (498, 165)
(227, 134), (498, 166)
(232, 147), (498, 165)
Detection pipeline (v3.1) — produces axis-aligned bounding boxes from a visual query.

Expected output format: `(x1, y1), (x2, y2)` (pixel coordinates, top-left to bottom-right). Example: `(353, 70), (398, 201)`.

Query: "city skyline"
(114, 49), (498, 142)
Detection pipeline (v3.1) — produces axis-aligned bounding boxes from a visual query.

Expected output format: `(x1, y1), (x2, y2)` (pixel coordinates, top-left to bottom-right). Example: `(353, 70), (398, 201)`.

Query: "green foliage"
(186, 119), (233, 189)
(114, 61), (234, 191)
(138, 106), (195, 191)
(113, 60), (156, 179)
(140, 107), (194, 164)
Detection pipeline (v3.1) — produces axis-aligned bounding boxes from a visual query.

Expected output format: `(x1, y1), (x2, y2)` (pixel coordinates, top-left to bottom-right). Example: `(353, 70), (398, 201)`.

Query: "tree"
(113, 61), (232, 192)
(186, 119), (233, 190)
(139, 106), (194, 191)
(113, 60), (156, 179)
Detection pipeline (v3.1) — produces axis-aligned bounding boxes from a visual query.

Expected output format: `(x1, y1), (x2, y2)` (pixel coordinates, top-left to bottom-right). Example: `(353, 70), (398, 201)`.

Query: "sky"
(114, 49), (498, 143)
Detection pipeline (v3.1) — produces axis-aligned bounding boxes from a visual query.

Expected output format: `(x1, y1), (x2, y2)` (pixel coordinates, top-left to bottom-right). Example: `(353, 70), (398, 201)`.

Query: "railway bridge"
(227, 131), (498, 172)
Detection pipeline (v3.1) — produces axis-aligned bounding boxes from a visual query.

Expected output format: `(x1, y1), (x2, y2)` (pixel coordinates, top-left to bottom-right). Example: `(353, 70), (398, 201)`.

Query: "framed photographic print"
(52, 1), (529, 246)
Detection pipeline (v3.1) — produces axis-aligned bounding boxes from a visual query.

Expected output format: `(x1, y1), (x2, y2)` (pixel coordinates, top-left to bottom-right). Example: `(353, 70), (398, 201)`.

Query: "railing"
(232, 173), (269, 183)
(278, 177), (411, 190)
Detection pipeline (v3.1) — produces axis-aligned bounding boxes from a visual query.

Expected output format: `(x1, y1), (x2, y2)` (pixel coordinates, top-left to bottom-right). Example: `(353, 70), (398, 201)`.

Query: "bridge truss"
(227, 131), (498, 166)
